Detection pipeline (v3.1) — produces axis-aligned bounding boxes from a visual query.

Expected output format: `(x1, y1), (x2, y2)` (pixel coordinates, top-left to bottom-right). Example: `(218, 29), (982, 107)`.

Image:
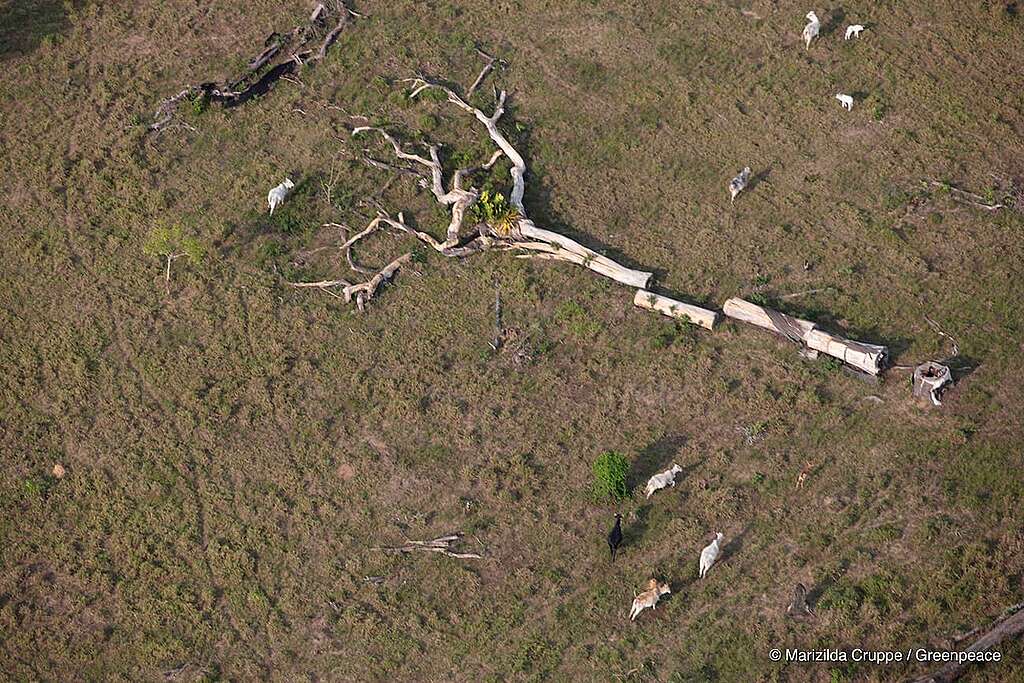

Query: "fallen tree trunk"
(149, 2), (358, 132)
(375, 533), (483, 560)
(511, 225), (653, 289)
(909, 606), (1024, 682)
(722, 297), (815, 341)
(633, 290), (718, 330)
(723, 297), (888, 375)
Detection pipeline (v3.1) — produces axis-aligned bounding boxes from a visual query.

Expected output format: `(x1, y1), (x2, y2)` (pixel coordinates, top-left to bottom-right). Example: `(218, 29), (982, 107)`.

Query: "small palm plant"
(474, 189), (521, 237)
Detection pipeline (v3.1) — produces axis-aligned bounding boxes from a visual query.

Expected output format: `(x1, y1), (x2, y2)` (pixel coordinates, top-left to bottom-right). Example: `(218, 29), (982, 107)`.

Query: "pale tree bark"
(723, 297), (888, 375)
(633, 290), (718, 330)
(385, 77), (654, 289)
(296, 69), (654, 310)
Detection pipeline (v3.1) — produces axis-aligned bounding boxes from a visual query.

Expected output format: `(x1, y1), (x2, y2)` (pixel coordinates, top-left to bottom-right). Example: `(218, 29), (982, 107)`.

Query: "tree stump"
(913, 361), (953, 406)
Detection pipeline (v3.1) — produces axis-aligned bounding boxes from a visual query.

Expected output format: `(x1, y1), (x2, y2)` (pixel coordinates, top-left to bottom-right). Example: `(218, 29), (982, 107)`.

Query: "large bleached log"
(633, 290), (718, 330)
(910, 605), (1024, 683)
(723, 297), (888, 375)
(722, 298), (815, 341)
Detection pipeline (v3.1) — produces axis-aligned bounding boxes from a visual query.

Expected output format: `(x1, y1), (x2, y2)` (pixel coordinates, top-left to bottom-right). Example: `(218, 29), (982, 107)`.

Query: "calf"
(607, 513), (623, 561)
(267, 177), (295, 215)
(628, 579), (671, 621)
(729, 166), (751, 203)
(699, 532), (724, 579)
(845, 24), (865, 40)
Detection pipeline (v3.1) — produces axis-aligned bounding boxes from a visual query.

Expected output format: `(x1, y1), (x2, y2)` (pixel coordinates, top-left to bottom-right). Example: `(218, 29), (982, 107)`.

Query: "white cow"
(803, 11), (820, 50)
(699, 532), (724, 579)
(644, 464), (683, 499)
(845, 24), (865, 40)
(267, 178), (295, 215)
(835, 93), (854, 111)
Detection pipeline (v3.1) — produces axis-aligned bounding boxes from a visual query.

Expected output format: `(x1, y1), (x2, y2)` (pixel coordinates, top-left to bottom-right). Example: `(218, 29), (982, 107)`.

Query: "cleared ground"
(1, 0), (1023, 680)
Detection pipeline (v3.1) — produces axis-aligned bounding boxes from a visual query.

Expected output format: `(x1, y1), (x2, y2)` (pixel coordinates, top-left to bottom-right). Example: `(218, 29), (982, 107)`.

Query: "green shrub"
(592, 451), (630, 501)
(143, 225), (206, 278)
(188, 92), (208, 117)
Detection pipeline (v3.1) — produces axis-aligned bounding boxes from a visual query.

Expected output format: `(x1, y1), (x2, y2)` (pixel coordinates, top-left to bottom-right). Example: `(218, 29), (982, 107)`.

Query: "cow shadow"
(721, 524), (752, 565)
(629, 434), (689, 489)
(822, 8), (846, 37)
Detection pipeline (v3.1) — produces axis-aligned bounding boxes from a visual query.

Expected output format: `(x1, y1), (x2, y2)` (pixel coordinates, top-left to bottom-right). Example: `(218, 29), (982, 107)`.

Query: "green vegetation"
(473, 189), (520, 235)
(143, 224), (205, 262)
(142, 224), (206, 280)
(592, 450), (630, 501)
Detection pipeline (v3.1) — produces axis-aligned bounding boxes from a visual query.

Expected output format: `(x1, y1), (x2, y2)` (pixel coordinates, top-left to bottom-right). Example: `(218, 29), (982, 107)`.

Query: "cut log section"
(633, 290), (718, 330)
(723, 297), (888, 375)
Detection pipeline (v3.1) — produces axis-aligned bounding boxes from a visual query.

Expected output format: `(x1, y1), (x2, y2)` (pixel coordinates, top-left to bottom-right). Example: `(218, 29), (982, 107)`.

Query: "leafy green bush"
(143, 225), (206, 264)
(188, 91), (208, 117)
(592, 451), (630, 501)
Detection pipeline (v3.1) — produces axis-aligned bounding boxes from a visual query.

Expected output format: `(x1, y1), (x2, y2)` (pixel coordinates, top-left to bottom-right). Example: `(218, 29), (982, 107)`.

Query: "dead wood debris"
(922, 179), (1010, 212)
(910, 603), (1024, 683)
(291, 55), (650, 311)
(148, 2), (359, 133)
(375, 533), (483, 560)
(466, 47), (507, 97)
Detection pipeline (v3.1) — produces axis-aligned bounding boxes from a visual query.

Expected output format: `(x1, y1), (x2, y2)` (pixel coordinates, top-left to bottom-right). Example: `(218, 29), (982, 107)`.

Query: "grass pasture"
(1, 0), (1023, 680)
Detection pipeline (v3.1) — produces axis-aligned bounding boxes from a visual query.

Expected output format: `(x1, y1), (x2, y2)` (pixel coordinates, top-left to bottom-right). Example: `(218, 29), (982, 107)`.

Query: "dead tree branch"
(297, 62), (652, 311)
(924, 315), (960, 358)
(149, 2), (360, 133)
(375, 533), (483, 559)
(385, 77), (652, 287)
(910, 604), (1024, 682)
(923, 180), (1005, 211)
(467, 47), (506, 97)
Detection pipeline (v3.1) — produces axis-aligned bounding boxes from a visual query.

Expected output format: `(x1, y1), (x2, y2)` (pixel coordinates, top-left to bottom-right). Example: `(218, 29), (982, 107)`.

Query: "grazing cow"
(729, 166), (751, 203)
(608, 513), (624, 561)
(699, 532), (724, 579)
(835, 93), (854, 111)
(268, 177), (295, 215)
(644, 464), (683, 499)
(628, 579), (671, 621)
(845, 24), (865, 40)
(803, 11), (820, 50)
